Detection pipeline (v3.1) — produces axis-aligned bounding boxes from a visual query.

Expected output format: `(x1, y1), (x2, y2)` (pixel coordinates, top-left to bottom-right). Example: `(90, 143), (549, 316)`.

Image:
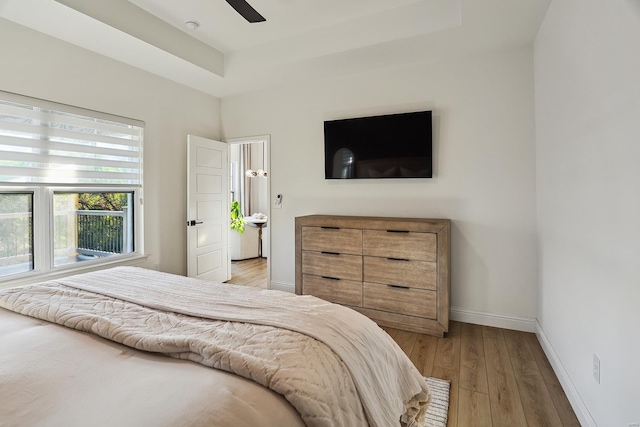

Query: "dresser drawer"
(302, 251), (362, 281)
(363, 257), (437, 290)
(303, 275), (362, 307)
(302, 226), (362, 255)
(363, 230), (436, 261)
(363, 282), (436, 319)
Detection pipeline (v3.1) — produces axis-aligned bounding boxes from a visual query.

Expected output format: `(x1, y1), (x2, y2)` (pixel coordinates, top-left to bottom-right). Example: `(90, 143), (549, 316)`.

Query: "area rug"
(423, 376), (450, 427)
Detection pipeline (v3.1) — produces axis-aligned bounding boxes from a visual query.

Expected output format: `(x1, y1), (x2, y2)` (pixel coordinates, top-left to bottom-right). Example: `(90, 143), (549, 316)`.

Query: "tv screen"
(324, 111), (432, 179)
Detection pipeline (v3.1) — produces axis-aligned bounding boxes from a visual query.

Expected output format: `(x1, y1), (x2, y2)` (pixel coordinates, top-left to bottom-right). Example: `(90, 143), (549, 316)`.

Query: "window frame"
(0, 185), (144, 285)
(48, 186), (143, 273)
(0, 91), (145, 287)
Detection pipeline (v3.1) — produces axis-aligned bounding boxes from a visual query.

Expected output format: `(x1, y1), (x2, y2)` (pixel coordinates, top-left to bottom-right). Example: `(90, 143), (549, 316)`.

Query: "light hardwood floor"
(384, 323), (580, 427)
(230, 258), (268, 288)
(229, 258), (580, 426)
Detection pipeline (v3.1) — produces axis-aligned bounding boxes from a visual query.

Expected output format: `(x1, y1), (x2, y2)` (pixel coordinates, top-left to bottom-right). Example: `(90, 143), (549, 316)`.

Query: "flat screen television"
(324, 111), (432, 179)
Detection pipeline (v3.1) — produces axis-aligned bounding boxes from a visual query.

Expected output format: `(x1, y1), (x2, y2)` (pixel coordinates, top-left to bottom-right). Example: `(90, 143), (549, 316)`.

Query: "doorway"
(227, 135), (270, 289)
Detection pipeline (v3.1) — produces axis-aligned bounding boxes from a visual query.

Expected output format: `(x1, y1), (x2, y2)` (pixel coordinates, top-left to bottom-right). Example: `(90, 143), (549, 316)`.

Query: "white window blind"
(0, 91), (143, 186)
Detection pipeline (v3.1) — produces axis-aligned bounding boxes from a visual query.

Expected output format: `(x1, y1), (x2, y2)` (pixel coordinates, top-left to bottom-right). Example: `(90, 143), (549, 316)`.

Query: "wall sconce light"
(246, 169), (267, 178)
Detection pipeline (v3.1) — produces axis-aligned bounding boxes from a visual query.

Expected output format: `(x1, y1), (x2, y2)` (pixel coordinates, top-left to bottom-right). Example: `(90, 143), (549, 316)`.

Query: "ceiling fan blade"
(225, 0), (266, 23)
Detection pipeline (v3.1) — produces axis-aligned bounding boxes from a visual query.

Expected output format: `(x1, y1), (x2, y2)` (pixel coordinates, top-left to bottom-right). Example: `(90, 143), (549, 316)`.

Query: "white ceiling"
(0, 0), (551, 98)
(130, 0), (432, 53)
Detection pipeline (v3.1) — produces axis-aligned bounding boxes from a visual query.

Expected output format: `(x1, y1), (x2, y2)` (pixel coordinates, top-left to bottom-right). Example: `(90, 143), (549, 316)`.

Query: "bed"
(0, 267), (430, 427)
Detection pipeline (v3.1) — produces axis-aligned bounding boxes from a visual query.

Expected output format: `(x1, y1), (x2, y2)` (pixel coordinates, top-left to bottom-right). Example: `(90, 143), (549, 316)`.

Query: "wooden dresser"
(295, 215), (451, 337)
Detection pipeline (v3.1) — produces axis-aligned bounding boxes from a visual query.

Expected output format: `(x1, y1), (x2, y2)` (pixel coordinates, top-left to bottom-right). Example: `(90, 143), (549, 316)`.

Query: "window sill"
(0, 253), (150, 290)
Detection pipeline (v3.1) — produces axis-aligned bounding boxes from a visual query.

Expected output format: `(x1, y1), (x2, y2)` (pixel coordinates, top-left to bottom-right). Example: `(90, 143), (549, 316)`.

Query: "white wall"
(222, 46), (538, 322)
(0, 18), (221, 276)
(535, 0), (640, 425)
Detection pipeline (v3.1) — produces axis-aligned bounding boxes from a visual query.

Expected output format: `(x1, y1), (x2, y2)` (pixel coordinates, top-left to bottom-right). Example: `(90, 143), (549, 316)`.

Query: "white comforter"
(0, 267), (430, 426)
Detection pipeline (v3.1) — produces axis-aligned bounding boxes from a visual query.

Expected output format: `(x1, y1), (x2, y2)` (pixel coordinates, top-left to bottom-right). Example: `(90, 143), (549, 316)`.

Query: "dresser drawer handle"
(321, 226), (340, 230)
(387, 284), (410, 290)
(387, 257), (410, 262)
(387, 230), (409, 233)
(321, 251), (340, 256)
(321, 276), (340, 281)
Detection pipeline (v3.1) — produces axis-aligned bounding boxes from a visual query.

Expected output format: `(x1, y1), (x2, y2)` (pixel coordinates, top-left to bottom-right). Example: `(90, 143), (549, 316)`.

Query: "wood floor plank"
(482, 325), (505, 341)
(434, 321), (461, 370)
(432, 366), (459, 427)
(230, 258), (267, 288)
(524, 333), (580, 424)
(381, 326), (398, 339)
(504, 330), (563, 427)
(514, 374), (563, 427)
(503, 330), (539, 377)
(393, 329), (418, 356)
(458, 388), (492, 427)
(460, 322), (488, 393)
(547, 382), (582, 427)
(484, 337), (528, 427)
(410, 333), (438, 377)
(524, 333), (561, 386)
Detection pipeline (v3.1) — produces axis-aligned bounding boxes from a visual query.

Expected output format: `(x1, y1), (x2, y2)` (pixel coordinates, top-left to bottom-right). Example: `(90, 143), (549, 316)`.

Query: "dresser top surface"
(295, 215), (450, 232)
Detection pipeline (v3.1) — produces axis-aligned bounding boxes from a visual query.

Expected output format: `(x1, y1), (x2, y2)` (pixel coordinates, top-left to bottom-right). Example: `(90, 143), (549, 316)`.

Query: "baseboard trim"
(535, 321), (597, 427)
(268, 281), (294, 293)
(450, 307), (536, 332)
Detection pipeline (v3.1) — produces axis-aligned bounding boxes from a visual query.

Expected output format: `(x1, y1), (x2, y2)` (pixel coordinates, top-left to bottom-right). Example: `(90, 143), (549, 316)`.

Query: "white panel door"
(187, 135), (229, 282)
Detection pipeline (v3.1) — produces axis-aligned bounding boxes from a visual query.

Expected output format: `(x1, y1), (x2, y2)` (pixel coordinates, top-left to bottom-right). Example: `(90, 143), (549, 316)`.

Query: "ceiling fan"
(225, 0), (266, 23)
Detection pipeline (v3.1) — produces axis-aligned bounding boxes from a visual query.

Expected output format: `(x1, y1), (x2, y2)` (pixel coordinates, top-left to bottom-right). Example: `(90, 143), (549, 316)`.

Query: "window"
(0, 193), (33, 277)
(53, 192), (135, 267)
(0, 91), (143, 281)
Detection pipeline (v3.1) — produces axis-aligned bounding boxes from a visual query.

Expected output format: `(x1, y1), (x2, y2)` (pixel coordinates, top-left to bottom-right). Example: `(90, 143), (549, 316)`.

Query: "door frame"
(226, 135), (271, 289)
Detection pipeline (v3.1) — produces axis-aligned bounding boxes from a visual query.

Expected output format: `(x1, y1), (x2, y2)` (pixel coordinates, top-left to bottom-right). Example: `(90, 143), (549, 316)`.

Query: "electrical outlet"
(592, 354), (600, 383)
